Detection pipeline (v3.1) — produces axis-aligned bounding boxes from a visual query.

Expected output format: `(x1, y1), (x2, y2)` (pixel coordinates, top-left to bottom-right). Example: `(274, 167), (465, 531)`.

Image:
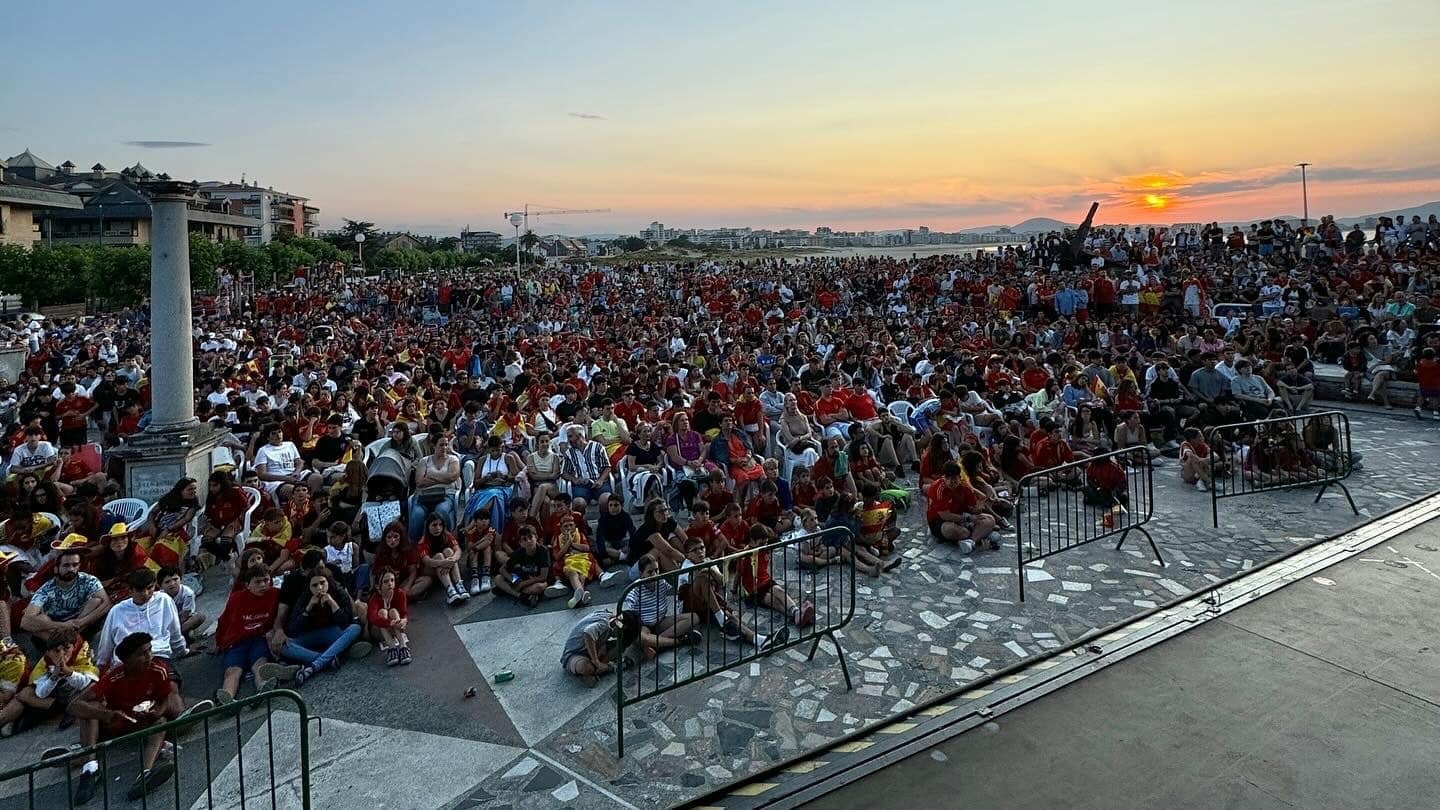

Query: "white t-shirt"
(254, 441), (303, 478)
(9, 441), (57, 471)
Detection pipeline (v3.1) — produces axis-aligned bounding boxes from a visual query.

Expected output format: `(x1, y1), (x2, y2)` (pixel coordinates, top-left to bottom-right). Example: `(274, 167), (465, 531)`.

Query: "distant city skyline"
(5, 0), (1438, 235)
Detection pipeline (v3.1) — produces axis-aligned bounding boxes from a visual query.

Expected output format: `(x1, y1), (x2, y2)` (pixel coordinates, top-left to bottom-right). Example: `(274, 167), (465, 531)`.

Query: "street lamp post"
(354, 231), (365, 267)
(509, 212), (524, 276)
(1296, 162), (1311, 227)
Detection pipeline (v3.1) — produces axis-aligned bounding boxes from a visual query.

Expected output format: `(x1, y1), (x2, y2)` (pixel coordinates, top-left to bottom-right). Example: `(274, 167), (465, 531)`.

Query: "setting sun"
(1144, 194), (1169, 209)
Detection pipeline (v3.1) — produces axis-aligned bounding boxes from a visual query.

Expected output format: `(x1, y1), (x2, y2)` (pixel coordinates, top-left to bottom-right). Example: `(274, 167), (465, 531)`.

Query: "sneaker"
(0, 722), (11, 738)
(255, 662), (300, 685)
(126, 761), (176, 801)
(73, 767), (101, 804)
(347, 641), (374, 660)
(385, 647), (400, 667)
(684, 629), (703, 646)
(1415, 407), (1423, 420)
(293, 665), (317, 687)
(582, 590), (592, 605)
(599, 569), (623, 586)
(479, 575), (492, 594)
(567, 589), (584, 609)
(957, 539), (976, 554)
(883, 555), (904, 572)
(398, 646), (413, 666)
(544, 580), (570, 599)
(758, 626), (790, 653)
(722, 619), (744, 643)
(446, 586), (463, 605)
(1195, 479), (1208, 491)
(457, 585), (472, 602)
(468, 575), (483, 596)
(797, 601), (815, 627)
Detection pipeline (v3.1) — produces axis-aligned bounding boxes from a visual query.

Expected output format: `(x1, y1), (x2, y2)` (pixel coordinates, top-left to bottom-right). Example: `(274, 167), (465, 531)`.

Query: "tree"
(341, 219), (378, 239)
(188, 234), (222, 291)
(434, 236), (461, 252)
(619, 236), (648, 252)
(665, 235), (694, 248)
(519, 231), (541, 254)
(221, 240), (269, 284)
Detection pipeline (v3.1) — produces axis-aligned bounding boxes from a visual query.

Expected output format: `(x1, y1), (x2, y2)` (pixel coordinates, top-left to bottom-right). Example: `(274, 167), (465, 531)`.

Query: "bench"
(1312, 362), (1419, 407)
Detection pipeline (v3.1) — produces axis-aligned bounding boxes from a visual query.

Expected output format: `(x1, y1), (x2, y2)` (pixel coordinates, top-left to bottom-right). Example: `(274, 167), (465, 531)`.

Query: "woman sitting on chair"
(409, 435), (460, 542)
(201, 472), (250, 563)
(622, 425), (669, 508)
(467, 436), (524, 531)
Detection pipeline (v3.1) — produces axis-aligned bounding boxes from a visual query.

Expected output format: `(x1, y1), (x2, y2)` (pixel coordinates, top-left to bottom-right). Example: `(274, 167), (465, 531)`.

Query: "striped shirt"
(622, 578), (676, 626)
(560, 440), (610, 483)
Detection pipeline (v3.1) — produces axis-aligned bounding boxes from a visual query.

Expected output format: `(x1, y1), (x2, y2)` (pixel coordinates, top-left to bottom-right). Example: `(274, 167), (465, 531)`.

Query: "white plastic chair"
(887, 400), (914, 424)
(460, 457), (476, 501)
(103, 498), (151, 531)
(237, 486), (263, 554)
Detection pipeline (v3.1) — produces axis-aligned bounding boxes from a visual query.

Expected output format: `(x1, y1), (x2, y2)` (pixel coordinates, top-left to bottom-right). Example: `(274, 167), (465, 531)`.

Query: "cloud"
(567, 112), (606, 120)
(123, 140), (211, 149)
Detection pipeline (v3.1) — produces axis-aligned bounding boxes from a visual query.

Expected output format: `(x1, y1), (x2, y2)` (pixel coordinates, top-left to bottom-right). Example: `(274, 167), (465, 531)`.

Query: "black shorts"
(59, 427), (89, 448)
(929, 515), (974, 542)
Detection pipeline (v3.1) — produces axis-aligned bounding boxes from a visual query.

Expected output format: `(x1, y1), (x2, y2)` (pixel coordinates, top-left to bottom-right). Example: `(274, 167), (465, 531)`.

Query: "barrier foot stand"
(1134, 526), (1165, 567)
(1315, 480), (1360, 515)
(807, 631), (853, 690)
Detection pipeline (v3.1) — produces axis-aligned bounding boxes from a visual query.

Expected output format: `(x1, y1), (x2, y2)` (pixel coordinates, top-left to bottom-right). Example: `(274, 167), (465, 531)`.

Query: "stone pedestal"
(113, 424), (223, 503)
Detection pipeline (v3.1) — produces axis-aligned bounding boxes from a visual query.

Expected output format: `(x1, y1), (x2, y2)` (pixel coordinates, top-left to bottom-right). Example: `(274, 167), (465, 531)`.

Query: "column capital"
(141, 179), (199, 201)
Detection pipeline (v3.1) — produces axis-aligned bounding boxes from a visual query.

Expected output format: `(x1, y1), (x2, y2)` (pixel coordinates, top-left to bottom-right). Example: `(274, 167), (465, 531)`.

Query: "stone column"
(114, 180), (219, 504)
(145, 180), (199, 430)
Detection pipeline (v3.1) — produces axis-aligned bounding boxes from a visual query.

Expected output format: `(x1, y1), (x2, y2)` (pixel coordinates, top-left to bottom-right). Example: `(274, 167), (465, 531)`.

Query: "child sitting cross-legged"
(492, 526), (551, 608)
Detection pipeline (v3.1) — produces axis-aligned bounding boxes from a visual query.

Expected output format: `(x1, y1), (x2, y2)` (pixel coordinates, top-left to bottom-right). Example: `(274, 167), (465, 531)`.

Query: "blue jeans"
(571, 481), (612, 504)
(408, 494), (455, 541)
(282, 624), (361, 671)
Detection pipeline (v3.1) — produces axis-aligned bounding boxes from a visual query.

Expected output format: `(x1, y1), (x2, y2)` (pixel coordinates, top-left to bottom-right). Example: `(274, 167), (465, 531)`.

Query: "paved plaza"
(1, 407), (1435, 809)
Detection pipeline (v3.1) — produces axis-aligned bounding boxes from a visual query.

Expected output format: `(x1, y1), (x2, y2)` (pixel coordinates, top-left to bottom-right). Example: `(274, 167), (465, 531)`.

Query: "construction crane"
(503, 204), (610, 272)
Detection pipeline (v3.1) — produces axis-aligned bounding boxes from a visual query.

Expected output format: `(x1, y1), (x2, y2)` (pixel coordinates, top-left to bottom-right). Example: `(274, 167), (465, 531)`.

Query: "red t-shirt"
(845, 392), (879, 420)
(1416, 359), (1440, 391)
(367, 588), (410, 628)
(1087, 460), (1126, 492)
(924, 478), (976, 523)
(55, 396), (93, 431)
(90, 661), (174, 713)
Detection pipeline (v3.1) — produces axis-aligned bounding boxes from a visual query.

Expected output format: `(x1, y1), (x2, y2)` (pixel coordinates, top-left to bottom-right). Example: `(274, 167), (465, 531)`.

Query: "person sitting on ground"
(924, 462), (998, 553)
(366, 569), (412, 667)
(94, 568), (188, 674)
(418, 513), (469, 606)
(0, 627), (99, 739)
(156, 567), (205, 642)
(20, 546), (110, 640)
(279, 569), (368, 687)
(736, 525), (815, 627)
(460, 510), (498, 596)
(1178, 427), (1217, 491)
(1084, 452), (1130, 508)
(856, 482), (903, 559)
(551, 512), (598, 609)
(322, 521), (361, 596)
(593, 496), (634, 572)
(246, 507), (299, 575)
(620, 554), (701, 661)
(493, 525), (551, 607)
(68, 632), (186, 804)
(561, 610), (638, 688)
(675, 535), (788, 651)
(361, 521), (426, 600)
(213, 565), (284, 704)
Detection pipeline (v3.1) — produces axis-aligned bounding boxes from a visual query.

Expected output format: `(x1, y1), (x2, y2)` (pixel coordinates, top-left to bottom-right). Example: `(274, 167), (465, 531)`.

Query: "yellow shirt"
(29, 640), (101, 684)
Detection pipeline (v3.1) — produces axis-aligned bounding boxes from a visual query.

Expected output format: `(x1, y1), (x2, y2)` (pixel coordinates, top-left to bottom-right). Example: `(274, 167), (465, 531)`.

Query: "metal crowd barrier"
(0, 689), (314, 810)
(614, 526), (857, 756)
(1015, 445), (1163, 601)
(1205, 410), (1358, 527)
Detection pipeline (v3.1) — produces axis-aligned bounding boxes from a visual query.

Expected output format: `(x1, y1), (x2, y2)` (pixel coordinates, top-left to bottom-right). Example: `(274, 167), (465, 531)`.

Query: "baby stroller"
(357, 446), (411, 554)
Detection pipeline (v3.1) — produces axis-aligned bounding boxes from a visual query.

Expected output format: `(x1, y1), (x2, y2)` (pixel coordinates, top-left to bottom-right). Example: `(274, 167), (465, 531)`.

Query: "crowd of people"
(0, 211), (1437, 802)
